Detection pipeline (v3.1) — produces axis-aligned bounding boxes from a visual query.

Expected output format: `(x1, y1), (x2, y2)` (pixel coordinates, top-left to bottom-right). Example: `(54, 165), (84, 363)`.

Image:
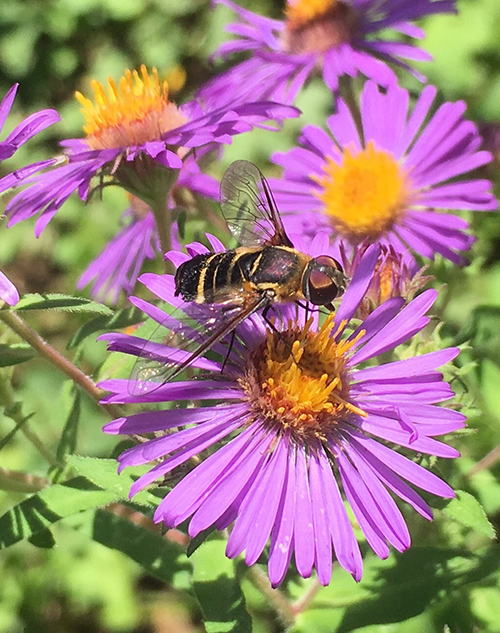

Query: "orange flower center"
(243, 314), (366, 441)
(312, 142), (410, 240)
(282, 0), (358, 54)
(75, 65), (187, 151)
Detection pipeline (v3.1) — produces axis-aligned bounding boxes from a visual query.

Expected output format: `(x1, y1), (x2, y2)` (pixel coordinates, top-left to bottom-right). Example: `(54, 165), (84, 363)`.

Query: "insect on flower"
(130, 160), (348, 393)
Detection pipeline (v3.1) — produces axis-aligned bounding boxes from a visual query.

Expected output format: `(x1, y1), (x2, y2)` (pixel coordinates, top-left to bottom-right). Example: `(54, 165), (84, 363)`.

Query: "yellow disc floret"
(286, 0), (339, 27)
(312, 141), (410, 240)
(75, 65), (187, 150)
(243, 314), (366, 440)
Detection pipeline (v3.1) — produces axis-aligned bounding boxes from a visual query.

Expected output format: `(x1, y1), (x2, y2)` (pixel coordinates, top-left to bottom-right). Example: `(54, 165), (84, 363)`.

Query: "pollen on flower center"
(243, 314), (366, 439)
(312, 141), (410, 240)
(75, 65), (187, 150)
(282, 0), (358, 55)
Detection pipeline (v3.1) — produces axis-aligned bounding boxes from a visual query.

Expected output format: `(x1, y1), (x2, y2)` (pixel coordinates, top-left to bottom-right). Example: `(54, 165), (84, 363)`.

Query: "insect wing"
(129, 295), (267, 395)
(220, 160), (293, 248)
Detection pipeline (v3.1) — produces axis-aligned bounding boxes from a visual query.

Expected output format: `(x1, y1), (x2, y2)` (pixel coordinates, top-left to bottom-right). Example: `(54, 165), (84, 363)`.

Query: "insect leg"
(221, 329), (236, 375)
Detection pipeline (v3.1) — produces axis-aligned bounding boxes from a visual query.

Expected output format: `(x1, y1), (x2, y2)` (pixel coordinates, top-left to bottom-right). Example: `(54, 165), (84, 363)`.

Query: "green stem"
(0, 310), (123, 419)
(152, 201), (174, 274)
(0, 375), (58, 466)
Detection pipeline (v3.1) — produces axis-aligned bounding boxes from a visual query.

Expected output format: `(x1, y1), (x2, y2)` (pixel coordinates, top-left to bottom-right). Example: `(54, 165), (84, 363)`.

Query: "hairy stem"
(292, 578), (323, 615)
(246, 565), (295, 629)
(0, 310), (123, 419)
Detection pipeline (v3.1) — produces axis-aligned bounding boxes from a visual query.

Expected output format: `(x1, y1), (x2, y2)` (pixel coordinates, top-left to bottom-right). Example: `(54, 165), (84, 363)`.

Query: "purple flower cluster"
(1, 0), (495, 592)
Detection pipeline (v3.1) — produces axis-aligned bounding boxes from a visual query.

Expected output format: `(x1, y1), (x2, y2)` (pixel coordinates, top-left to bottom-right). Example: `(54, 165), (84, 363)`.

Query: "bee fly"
(131, 160), (348, 393)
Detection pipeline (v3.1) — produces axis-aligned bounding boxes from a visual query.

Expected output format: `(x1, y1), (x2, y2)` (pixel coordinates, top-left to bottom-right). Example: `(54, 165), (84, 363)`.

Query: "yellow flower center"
(312, 141), (410, 240)
(286, 0), (338, 26)
(75, 65), (187, 150)
(282, 0), (358, 54)
(243, 314), (366, 440)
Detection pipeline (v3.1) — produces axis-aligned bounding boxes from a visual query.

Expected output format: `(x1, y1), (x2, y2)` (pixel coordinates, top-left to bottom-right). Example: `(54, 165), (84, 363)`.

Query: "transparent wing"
(128, 294), (268, 396)
(220, 159), (293, 248)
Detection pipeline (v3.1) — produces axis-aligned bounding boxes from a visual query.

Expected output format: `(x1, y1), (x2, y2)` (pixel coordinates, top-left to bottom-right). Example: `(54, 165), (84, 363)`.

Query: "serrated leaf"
(443, 490), (496, 538)
(68, 306), (143, 349)
(191, 539), (252, 633)
(13, 293), (113, 316)
(0, 477), (118, 549)
(67, 455), (160, 508)
(0, 343), (37, 367)
(92, 508), (190, 585)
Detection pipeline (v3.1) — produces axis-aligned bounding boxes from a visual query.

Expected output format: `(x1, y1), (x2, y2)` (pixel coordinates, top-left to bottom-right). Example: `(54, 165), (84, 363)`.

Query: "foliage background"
(1, 0), (500, 631)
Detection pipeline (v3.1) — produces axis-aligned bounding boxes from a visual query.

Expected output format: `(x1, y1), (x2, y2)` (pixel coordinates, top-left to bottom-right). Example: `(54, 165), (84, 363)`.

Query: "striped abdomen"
(174, 246), (305, 304)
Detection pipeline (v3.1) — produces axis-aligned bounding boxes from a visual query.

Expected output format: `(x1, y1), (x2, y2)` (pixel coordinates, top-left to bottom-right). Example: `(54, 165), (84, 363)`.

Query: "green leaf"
(0, 343), (37, 367)
(191, 539), (252, 633)
(28, 528), (57, 549)
(68, 306), (144, 349)
(293, 546), (500, 633)
(0, 412), (34, 453)
(0, 477), (117, 549)
(67, 455), (160, 508)
(91, 509), (190, 585)
(443, 490), (496, 538)
(50, 387), (81, 482)
(13, 293), (113, 316)
(187, 524), (217, 558)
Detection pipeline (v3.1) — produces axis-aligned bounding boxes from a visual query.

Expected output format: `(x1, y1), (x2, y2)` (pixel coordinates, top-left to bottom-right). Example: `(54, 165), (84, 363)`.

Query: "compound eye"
(307, 269), (340, 305)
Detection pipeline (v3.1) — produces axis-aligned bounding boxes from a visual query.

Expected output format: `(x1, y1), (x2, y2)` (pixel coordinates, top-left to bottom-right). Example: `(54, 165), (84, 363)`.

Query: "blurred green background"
(1, 0), (500, 631)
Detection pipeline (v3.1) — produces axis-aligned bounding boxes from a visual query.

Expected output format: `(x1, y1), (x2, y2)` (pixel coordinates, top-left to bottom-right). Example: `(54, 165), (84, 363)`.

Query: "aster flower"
(4, 65), (299, 237)
(77, 155), (219, 303)
(99, 242), (464, 587)
(0, 83), (60, 305)
(270, 81), (497, 265)
(199, 0), (456, 106)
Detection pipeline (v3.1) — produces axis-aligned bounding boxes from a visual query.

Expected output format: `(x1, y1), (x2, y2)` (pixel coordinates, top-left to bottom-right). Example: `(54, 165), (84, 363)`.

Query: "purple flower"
(0, 84), (60, 305)
(270, 81), (497, 265)
(4, 66), (299, 236)
(100, 242), (464, 587)
(77, 155), (219, 303)
(199, 0), (456, 106)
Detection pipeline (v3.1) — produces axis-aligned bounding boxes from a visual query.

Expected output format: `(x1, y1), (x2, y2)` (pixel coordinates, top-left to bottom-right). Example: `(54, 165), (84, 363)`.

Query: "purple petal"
(0, 270), (19, 306)
(0, 84), (17, 132)
(333, 244), (380, 333)
(351, 289), (438, 364)
(99, 378), (242, 404)
(293, 447), (315, 578)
